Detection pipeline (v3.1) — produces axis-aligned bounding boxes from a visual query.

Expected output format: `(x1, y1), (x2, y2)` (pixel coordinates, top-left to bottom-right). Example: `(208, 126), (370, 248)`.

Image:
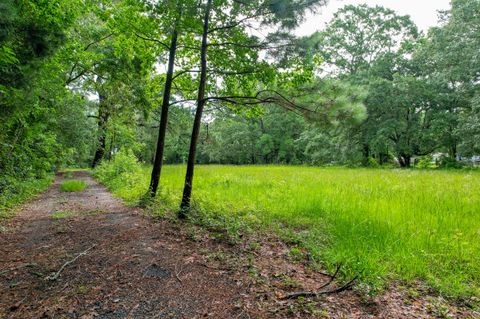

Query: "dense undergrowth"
(0, 175), (54, 220)
(94, 150), (480, 304)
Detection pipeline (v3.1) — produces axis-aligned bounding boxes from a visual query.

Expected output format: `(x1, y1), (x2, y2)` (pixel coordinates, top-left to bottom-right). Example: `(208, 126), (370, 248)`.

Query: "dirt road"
(0, 171), (252, 318)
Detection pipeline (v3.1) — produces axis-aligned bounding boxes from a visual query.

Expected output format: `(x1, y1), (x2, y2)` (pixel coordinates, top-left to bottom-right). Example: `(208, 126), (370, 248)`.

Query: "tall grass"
(94, 154), (480, 300)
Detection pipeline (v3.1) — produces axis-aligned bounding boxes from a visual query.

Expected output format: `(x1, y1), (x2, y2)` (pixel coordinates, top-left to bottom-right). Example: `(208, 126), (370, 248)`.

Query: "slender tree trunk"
(107, 129), (115, 160)
(92, 93), (109, 168)
(449, 144), (457, 160)
(398, 154), (411, 168)
(148, 10), (181, 198)
(179, 0), (212, 216)
(362, 143), (370, 166)
(397, 156), (404, 167)
(405, 155), (411, 167)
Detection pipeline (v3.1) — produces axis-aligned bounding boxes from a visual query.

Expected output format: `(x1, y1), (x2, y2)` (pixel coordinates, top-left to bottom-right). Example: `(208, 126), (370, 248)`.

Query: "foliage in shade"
(0, 175), (54, 220)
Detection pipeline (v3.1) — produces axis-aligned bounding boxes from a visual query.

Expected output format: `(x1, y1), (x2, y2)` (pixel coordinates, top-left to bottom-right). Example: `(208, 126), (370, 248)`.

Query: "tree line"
(1, 0), (479, 213)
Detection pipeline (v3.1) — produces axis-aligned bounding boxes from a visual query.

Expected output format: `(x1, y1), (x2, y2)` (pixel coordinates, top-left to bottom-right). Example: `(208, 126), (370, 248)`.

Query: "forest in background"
(1, 0), (480, 207)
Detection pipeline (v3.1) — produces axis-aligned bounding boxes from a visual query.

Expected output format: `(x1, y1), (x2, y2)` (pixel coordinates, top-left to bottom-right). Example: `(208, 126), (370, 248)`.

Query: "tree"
(419, 0), (480, 159)
(316, 4), (418, 77)
(367, 76), (445, 167)
(178, 0), (330, 214)
(0, 0), (83, 178)
(58, 0), (157, 168)
(180, 0), (212, 214)
(304, 4), (420, 165)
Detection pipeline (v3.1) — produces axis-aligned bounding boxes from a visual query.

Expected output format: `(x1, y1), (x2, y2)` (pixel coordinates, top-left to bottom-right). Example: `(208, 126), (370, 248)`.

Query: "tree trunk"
(107, 129), (115, 160)
(148, 11), (181, 198)
(398, 154), (411, 168)
(92, 93), (109, 168)
(379, 152), (388, 165)
(362, 143), (370, 166)
(449, 144), (457, 160)
(179, 0), (212, 216)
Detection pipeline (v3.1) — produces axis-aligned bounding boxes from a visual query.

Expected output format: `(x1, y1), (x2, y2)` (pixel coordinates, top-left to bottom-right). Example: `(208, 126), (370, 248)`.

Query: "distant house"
(471, 155), (480, 166)
(458, 155), (480, 166)
(431, 153), (444, 164)
(411, 153), (480, 167)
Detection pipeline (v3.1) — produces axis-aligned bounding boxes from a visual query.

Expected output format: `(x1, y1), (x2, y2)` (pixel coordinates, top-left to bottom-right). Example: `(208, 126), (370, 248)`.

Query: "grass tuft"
(60, 180), (87, 192)
(51, 211), (75, 219)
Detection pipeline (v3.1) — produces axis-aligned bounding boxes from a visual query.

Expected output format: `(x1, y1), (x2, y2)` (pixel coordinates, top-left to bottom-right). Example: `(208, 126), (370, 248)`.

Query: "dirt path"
(1, 171), (477, 318)
(0, 171), (255, 318)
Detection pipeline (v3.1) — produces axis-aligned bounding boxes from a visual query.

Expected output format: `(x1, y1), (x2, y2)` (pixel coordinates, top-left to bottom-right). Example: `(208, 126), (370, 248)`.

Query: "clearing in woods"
(0, 171), (475, 318)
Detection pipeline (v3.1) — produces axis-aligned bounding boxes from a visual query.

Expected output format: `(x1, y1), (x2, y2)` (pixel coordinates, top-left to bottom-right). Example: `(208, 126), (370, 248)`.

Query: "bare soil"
(0, 171), (477, 318)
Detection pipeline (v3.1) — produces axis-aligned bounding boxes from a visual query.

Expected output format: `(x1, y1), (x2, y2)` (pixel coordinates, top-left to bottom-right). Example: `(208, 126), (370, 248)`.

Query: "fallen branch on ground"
(45, 245), (96, 281)
(282, 264), (358, 299)
(317, 263), (342, 289)
(283, 276), (358, 299)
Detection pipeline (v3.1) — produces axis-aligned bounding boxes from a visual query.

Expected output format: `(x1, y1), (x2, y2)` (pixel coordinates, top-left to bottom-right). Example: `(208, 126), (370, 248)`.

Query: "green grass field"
(94, 158), (480, 300)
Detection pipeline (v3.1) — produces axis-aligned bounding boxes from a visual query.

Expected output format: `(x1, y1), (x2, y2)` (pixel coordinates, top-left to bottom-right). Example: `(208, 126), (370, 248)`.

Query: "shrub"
(439, 156), (463, 169)
(94, 149), (141, 181)
(93, 149), (146, 203)
(415, 156), (436, 169)
(367, 156), (380, 168)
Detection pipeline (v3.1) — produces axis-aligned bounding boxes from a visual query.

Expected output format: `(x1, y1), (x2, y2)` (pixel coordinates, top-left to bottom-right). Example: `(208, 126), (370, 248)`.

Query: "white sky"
(296, 0), (452, 36)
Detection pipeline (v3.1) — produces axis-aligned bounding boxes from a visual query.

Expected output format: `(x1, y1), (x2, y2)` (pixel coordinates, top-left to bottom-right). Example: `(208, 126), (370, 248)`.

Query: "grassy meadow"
(94, 157), (480, 300)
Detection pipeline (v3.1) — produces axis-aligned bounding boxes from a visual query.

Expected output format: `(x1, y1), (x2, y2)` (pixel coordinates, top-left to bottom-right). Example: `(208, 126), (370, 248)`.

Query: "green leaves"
(0, 45), (19, 68)
(316, 4), (419, 76)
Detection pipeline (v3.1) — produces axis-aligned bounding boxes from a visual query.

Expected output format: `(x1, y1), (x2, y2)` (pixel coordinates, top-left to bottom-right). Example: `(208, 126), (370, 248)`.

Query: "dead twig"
(318, 263), (342, 290)
(45, 245), (96, 281)
(283, 276), (358, 299)
(174, 263), (183, 283)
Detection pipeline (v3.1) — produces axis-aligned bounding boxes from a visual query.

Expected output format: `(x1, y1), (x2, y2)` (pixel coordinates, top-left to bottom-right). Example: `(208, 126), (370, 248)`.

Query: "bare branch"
(207, 42), (268, 49)
(284, 276), (358, 299)
(208, 11), (269, 33)
(211, 68), (258, 76)
(172, 69), (201, 81)
(84, 33), (115, 51)
(169, 99), (196, 106)
(133, 32), (170, 50)
(45, 245), (96, 281)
